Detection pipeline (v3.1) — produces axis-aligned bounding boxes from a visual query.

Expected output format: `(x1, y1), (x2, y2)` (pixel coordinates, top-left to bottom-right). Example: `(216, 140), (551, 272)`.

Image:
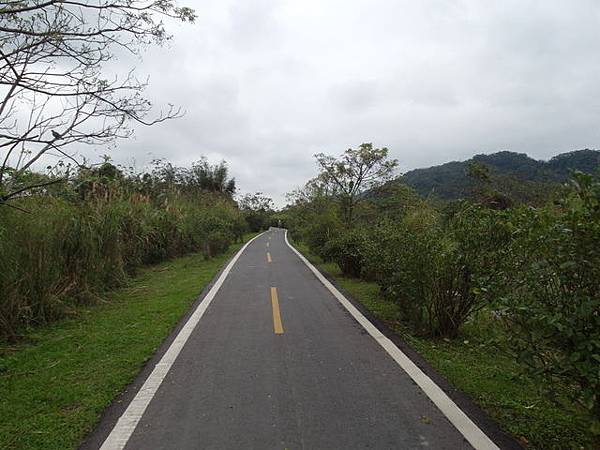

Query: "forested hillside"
(401, 149), (600, 200)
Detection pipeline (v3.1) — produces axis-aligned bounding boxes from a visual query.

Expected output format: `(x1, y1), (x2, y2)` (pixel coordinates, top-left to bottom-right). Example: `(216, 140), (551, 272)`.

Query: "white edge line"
(284, 230), (500, 450)
(100, 232), (265, 450)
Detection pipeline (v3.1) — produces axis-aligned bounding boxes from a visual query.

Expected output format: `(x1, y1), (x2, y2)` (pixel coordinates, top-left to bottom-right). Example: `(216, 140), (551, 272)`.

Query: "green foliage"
(283, 189), (342, 261)
(238, 192), (274, 232)
(314, 143), (398, 225)
(0, 159), (246, 340)
(494, 172), (600, 429)
(287, 151), (600, 443)
(372, 208), (487, 337)
(369, 209), (444, 332)
(322, 228), (367, 277)
(362, 181), (424, 222)
(302, 210), (342, 261)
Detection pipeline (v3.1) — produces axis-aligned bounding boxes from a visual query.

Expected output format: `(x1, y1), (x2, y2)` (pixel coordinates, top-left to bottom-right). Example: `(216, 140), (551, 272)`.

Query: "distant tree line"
(401, 149), (600, 202)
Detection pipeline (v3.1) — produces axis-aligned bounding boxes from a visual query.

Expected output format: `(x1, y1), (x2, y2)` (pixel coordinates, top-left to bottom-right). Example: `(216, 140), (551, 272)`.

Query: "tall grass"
(0, 161), (247, 339)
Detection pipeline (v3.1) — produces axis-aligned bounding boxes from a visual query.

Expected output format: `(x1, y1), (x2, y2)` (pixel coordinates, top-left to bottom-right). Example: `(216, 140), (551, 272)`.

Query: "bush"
(243, 211), (269, 232)
(303, 211), (342, 261)
(322, 228), (367, 277)
(360, 205), (502, 337)
(360, 220), (400, 282)
(375, 208), (453, 335)
(497, 172), (600, 431)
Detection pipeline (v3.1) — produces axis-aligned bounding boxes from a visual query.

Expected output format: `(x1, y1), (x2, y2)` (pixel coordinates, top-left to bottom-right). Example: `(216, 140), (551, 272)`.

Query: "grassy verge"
(0, 234), (257, 450)
(294, 242), (595, 450)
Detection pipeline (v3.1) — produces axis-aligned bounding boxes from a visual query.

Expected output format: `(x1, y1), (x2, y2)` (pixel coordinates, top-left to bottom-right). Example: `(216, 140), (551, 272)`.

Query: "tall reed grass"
(0, 171), (246, 339)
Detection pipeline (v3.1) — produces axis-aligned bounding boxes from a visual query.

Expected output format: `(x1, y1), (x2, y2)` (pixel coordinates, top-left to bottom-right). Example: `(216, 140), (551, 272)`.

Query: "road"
(92, 228), (502, 450)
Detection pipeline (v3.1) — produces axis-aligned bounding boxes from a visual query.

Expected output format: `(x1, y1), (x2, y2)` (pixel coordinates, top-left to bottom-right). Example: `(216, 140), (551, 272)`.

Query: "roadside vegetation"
(0, 1), (282, 447)
(8, 1), (598, 448)
(0, 158), (258, 340)
(284, 143), (600, 449)
(0, 235), (256, 450)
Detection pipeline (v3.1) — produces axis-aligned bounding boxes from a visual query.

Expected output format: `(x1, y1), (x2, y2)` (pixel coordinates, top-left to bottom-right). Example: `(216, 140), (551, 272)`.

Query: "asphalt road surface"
(93, 229), (502, 450)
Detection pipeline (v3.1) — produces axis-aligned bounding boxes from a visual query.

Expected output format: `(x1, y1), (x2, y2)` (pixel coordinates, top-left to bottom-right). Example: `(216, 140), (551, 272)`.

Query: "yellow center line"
(270, 287), (284, 334)
(267, 252), (272, 263)
(266, 242), (270, 247)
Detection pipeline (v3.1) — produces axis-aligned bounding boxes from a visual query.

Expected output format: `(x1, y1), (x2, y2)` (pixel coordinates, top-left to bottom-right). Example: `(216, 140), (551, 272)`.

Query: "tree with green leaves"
(188, 158), (236, 195)
(314, 143), (398, 225)
(238, 191), (274, 231)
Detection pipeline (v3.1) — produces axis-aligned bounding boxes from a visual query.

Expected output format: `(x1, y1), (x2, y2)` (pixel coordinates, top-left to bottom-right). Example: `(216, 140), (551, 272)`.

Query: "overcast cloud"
(87, 0), (600, 205)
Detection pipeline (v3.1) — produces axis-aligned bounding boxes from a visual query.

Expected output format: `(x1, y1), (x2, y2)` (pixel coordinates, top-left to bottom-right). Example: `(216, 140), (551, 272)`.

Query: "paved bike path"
(96, 228), (496, 449)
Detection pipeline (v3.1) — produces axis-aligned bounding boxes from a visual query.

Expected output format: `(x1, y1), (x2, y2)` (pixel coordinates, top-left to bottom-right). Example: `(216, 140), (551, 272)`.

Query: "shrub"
(375, 208), (451, 335)
(322, 228), (367, 277)
(360, 219), (400, 282)
(497, 172), (600, 431)
(364, 205), (501, 337)
(303, 211), (343, 261)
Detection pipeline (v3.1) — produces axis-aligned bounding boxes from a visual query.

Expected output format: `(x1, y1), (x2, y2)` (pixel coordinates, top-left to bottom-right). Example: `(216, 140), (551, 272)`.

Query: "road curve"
(91, 228), (501, 450)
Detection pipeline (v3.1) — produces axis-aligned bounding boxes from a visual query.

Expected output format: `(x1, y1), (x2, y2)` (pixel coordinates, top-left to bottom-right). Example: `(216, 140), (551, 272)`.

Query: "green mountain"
(400, 149), (600, 201)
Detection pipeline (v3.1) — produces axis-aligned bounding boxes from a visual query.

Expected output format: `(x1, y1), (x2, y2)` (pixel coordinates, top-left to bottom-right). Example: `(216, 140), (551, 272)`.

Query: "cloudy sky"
(95, 0), (600, 205)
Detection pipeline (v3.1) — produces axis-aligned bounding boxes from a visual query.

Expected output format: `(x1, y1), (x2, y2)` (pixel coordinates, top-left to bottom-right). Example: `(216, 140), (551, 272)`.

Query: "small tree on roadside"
(314, 143), (398, 226)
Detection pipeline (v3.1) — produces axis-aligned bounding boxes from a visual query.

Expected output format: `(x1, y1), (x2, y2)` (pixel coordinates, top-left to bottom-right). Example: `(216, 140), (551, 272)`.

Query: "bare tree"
(0, 0), (195, 206)
(314, 143), (398, 225)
